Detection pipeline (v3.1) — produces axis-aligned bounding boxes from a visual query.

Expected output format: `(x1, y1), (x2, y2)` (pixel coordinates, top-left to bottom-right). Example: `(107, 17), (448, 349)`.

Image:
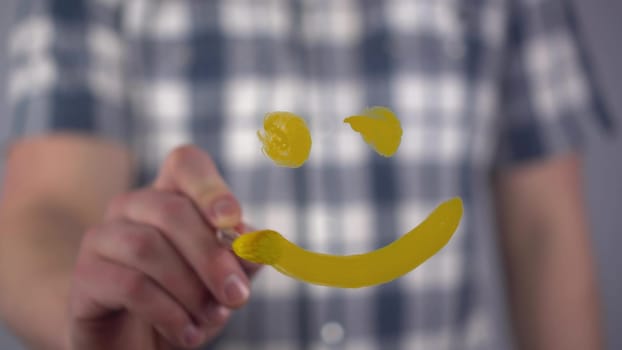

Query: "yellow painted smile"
(238, 107), (463, 288)
(233, 197), (463, 288)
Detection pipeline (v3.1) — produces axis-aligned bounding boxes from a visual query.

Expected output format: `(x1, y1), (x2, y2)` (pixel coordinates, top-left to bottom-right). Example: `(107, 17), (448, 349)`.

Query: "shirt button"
(320, 321), (345, 345)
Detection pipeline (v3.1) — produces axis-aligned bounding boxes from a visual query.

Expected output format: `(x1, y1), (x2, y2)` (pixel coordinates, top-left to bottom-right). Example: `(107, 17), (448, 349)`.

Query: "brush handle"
(216, 228), (240, 248)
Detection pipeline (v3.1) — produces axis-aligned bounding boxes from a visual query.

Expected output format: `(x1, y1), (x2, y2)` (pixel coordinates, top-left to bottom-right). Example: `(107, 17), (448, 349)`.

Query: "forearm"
(495, 156), (603, 350)
(0, 136), (133, 349)
(0, 202), (89, 350)
(500, 212), (603, 350)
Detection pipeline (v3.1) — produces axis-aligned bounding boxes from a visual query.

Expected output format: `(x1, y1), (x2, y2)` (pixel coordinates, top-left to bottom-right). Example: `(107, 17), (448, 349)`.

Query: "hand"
(68, 146), (260, 350)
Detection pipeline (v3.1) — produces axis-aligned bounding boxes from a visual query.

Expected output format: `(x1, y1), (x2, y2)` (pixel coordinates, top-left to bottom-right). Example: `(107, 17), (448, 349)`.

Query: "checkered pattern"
(4, 0), (609, 349)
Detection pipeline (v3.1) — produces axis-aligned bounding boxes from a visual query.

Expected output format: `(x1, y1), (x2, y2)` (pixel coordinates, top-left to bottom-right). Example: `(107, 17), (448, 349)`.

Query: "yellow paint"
(233, 197), (463, 288)
(344, 106), (402, 157)
(257, 111), (312, 168)
(249, 108), (461, 287)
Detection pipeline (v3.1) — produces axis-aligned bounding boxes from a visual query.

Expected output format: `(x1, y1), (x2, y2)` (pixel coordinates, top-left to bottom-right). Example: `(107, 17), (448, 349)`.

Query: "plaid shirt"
(5, 0), (609, 349)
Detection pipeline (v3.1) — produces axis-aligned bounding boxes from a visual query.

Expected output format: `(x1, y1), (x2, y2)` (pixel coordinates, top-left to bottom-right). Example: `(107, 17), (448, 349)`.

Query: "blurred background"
(0, 0), (620, 349)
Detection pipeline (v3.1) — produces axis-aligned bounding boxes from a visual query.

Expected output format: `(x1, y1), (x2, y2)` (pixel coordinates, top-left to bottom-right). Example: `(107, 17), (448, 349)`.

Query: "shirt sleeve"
(494, 0), (612, 166)
(4, 0), (131, 147)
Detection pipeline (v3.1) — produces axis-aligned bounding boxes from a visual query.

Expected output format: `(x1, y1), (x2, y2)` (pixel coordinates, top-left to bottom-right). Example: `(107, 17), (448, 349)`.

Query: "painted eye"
(344, 106), (402, 157)
(257, 106), (403, 168)
(257, 111), (312, 168)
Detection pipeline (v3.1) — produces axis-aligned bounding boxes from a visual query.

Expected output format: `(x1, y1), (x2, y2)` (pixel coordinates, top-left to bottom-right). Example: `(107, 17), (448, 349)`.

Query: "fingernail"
(223, 274), (249, 305)
(203, 303), (230, 325)
(211, 197), (237, 220)
(182, 324), (201, 347)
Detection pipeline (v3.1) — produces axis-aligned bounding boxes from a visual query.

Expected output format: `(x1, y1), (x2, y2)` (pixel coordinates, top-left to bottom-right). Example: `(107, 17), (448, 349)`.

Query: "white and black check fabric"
(4, 0), (610, 349)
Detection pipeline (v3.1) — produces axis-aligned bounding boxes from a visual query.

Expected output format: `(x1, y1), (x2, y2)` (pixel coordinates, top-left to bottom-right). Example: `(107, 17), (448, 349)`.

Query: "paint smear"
(249, 108), (461, 288)
(257, 111), (312, 168)
(233, 197), (463, 288)
(344, 106), (403, 157)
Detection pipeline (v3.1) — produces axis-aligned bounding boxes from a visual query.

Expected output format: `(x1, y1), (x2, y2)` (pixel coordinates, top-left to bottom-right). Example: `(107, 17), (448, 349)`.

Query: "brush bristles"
(232, 230), (283, 265)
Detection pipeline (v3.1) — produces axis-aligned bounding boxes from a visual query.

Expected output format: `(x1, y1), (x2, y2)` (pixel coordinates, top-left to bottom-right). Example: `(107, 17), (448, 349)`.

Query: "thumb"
(153, 145), (241, 228)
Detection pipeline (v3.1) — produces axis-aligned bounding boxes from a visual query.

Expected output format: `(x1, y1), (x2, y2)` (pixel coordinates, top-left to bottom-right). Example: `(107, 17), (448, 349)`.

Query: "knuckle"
(72, 254), (93, 280)
(124, 229), (158, 260)
(148, 197), (194, 232)
(108, 192), (132, 211)
(159, 273), (180, 292)
(156, 195), (192, 220)
(120, 272), (148, 301)
(80, 225), (107, 252)
(168, 313), (195, 346)
(165, 145), (200, 169)
(105, 192), (136, 219)
(82, 226), (100, 242)
(198, 250), (231, 283)
(209, 309), (230, 328)
(197, 255), (217, 278)
(168, 269), (204, 299)
(165, 274), (203, 308)
(169, 307), (191, 329)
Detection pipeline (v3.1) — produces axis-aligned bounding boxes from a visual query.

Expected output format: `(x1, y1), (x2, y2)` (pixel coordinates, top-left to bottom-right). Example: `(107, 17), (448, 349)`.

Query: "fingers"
(153, 145), (242, 229)
(152, 145), (261, 278)
(107, 190), (250, 308)
(70, 146), (259, 349)
(152, 146), (261, 279)
(71, 255), (229, 349)
(89, 220), (207, 322)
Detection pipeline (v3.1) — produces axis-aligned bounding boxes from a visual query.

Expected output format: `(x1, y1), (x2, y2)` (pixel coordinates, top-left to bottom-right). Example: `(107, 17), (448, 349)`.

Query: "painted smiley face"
(233, 107), (463, 288)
